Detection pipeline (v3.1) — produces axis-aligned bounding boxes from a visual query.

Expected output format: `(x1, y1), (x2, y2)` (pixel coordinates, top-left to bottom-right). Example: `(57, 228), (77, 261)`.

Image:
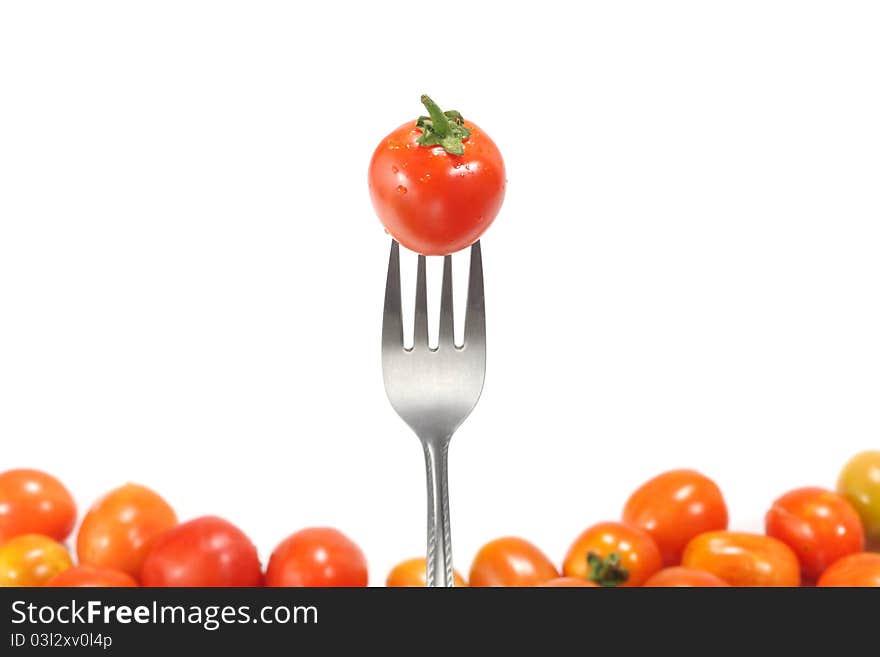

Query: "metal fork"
(381, 240), (486, 587)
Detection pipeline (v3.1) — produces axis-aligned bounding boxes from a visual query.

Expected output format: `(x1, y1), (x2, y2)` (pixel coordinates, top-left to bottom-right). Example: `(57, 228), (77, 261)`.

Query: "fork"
(381, 239), (486, 587)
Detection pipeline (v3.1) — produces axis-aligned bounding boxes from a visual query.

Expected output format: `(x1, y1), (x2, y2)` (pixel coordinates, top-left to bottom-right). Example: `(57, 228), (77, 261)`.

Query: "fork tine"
(464, 241), (485, 346)
(413, 254), (429, 348)
(438, 255), (454, 347)
(382, 240), (403, 348)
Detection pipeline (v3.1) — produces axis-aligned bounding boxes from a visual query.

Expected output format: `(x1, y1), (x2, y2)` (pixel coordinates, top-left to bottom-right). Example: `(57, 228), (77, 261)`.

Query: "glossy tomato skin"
(563, 521), (662, 587)
(817, 552), (880, 587)
(643, 567), (728, 587)
(386, 557), (467, 587)
(469, 537), (559, 587)
(539, 577), (600, 587)
(141, 516), (262, 587)
(0, 534), (73, 586)
(368, 121), (505, 255)
(837, 451), (880, 544)
(622, 469), (728, 566)
(682, 531), (800, 587)
(77, 483), (177, 579)
(0, 469), (77, 543)
(765, 487), (864, 580)
(266, 528), (367, 587)
(46, 565), (138, 587)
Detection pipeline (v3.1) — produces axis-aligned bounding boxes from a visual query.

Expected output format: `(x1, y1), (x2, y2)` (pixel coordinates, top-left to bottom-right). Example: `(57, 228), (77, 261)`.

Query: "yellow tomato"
(0, 534), (73, 586)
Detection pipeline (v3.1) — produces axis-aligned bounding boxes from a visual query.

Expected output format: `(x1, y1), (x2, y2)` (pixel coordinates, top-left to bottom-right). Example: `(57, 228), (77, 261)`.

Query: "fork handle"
(423, 438), (454, 587)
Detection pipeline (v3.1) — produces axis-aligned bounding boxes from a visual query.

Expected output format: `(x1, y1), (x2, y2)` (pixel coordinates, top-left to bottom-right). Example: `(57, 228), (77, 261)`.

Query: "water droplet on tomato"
(391, 165), (399, 174)
(396, 185), (408, 195)
(418, 173), (431, 183)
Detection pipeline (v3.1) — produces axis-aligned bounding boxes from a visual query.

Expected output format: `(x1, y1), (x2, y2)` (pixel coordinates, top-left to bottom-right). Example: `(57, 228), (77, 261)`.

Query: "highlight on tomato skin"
(765, 487), (864, 581)
(681, 531), (800, 587)
(0, 534), (74, 587)
(368, 95), (506, 256)
(0, 468), (77, 543)
(817, 552), (880, 587)
(469, 537), (559, 587)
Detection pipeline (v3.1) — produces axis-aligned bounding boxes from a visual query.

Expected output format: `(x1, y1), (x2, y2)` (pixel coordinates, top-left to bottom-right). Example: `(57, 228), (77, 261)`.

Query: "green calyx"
(416, 94), (471, 156)
(586, 552), (630, 587)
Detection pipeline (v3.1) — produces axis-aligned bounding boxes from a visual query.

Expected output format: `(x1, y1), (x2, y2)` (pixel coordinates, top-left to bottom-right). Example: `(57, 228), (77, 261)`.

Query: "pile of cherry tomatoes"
(1, 450), (878, 587)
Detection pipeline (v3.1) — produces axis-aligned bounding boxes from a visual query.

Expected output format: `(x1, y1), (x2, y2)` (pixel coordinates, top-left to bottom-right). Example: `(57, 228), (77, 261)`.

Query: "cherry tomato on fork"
(77, 483), (177, 579)
(765, 487), (864, 580)
(368, 95), (506, 255)
(0, 534), (73, 586)
(469, 537), (559, 587)
(0, 468), (77, 543)
(622, 469), (728, 566)
(140, 516), (262, 587)
(266, 528), (367, 587)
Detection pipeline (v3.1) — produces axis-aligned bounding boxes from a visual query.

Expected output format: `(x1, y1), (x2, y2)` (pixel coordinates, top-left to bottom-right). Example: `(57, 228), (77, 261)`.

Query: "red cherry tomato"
(682, 531), (800, 587)
(0, 534), (73, 586)
(817, 552), (880, 587)
(469, 537), (559, 587)
(77, 483), (177, 578)
(622, 469), (728, 566)
(643, 567), (728, 587)
(266, 528), (367, 587)
(46, 565), (137, 587)
(765, 487), (864, 580)
(0, 469), (76, 543)
(141, 516), (262, 587)
(386, 557), (467, 587)
(563, 521), (662, 587)
(368, 95), (505, 255)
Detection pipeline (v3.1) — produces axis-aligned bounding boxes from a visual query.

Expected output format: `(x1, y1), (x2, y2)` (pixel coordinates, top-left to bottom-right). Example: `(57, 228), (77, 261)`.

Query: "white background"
(1, 2), (879, 585)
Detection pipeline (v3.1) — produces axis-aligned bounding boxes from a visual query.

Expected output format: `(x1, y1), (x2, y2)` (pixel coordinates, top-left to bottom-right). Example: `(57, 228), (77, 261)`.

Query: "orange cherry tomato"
(643, 567), (728, 587)
(682, 531), (800, 587)
(837, 450), (880, 545)
(266, 528), (367, 587)
(77, 483), (177, 578)
(563, 521), (662, 587)
(765, 487), (864, 580)
(0, 534), (73, 586)
(0, 469), (77, 543)
(622, 469), (728, 566)
(469, 537), (559, 587)
(817, 552), (880, 587)
(368, 95), (506, 255)
(540, 577), (600, 587)
(386, 558), (467, 587)
(46, 565), (137, 587)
